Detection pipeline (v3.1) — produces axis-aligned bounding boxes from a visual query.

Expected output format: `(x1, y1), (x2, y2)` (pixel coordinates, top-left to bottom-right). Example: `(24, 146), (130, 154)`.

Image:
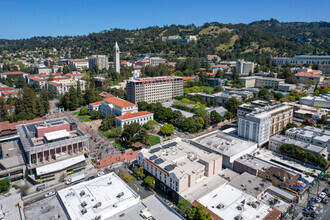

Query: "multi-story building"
(240, 76), (285, 89)
(238, 100), (275, 116)
(138, 139), (222, 199)
(190, 130), (258, 169)
(295, 72), (324, 83)
(0, 82), (19, 98)
(299, 92), (330, 108)
(0, 71), (28, 79)
(126, 76), (184, 104)
(114, 42), (120, 73)
(238, 103), (293, 145)
(115, 111), (154, 128)
(205, 78), (227, 86)
(89, 55), (109, 70)
(269, 134), (327, 156)
(46, 79), (87, 95)
(149, 57), (166, 66)
(16, 117), (90, 183)
(69, 59), (89, 70)
(65, 71), (85, 80)
(236, 59), (254, 74)
(99, 97), (138, 117)
(277, 83), (296, 92)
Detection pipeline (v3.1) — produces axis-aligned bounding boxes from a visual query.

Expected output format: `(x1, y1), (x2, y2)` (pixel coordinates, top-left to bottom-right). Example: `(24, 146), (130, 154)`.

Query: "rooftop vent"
(81, 201), (87, 207)
(117, 192), (124, 198)
(80, 190), (85, 197)
(81, 208), (87, 215)
(94, 202), (102, 208)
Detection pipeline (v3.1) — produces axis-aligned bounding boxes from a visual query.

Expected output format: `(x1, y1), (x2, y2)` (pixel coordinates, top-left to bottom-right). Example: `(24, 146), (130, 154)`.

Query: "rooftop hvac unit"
(81, 208), (87, 215)
(70, 122), (77, 130)
(117, 192), (124, 198)
(81, 201), (87, 207)
(80, 190), (85, 197)
(94, 202), (102, 208)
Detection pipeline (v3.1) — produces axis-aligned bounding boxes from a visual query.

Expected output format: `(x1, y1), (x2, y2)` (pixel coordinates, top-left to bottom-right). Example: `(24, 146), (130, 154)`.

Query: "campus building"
(238, 103), (293, 145)
(69, 59), (89, 70)
(115, 111), (153, 128)
(236, 59), (254, 74)
(0, 71), (28, 79)
(126, 76), (184, 104)
(240, 76), (285, 89)
(299, 92), (330, 108)
(46, 79), (87, 95)
(89, 55), (109, 70)
(295, 72), (324, 83)
(16, 117), (90, 183)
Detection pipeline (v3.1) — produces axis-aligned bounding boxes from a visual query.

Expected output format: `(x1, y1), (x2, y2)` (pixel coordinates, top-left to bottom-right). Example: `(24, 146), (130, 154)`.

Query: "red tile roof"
(46, 81), (61, 86)
(295, 72), (323, 78)
(117, 111), (152, 120)
(90, 101), (101, 106)
(211, 65), (230, 69)
(137, 59), (150, 63)
(2, 91), (19, 96)
(28, 76), (47, 81)
(0, 87), (14, 91)
(99, 91), (114, 98)
(103, 97), (135, 108)
(133, 66), (142, 69)
(0, 117), (43, 133)
(262, 208), (282, 220)
(65, 73), (85, 77)
(183, 76), (197, 81)
(94, 149), (139, 169)
(72, 60), (88, 63)
(0, 71), (27, 75)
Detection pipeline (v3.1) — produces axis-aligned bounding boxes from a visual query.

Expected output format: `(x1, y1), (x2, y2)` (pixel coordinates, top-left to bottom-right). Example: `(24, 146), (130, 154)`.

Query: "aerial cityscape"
(0, 1), (330, 220)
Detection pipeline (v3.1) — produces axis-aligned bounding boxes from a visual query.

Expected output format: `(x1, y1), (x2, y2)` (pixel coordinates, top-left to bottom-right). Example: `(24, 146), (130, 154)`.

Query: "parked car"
(87, 176), (95, 180)
(310, 205), (317, 211)
(36, 184), (45, 192)
(315, 197), (322, 203)
(322, 198), (329, 204)
(322, 188), (329, 193)
(310, 212), (317, 218)
(98, 172), (105, 177)
(45, 191), (56, 198)
(319, 192), (326, 199)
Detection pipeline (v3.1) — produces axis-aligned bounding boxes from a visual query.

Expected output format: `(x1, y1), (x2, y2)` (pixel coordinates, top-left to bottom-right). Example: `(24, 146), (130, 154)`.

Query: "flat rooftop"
(254, 149), (322, 182)
(110, 195), (184, 220)
(0, 194), (22, 220)
(197, 184), (273, 220)
(245, 103), (293, 119)
(190, 130), (257, 158)
(140, 138), (220, 180)
(229, 172), (272, 198)
(270, 134), (326, 154)
(57, 172), (140, 220)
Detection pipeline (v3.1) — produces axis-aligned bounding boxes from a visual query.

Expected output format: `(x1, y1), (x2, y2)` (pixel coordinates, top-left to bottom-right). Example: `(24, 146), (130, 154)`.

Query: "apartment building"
(46, 79), (87, 95)
(238, 103), (293, 145)
(236, 59), (254, 74)
(138, 139), (222, 196)
(126, 76), (184, 104)
(89, 55), (109, 70)
(240, 76), (285, 89)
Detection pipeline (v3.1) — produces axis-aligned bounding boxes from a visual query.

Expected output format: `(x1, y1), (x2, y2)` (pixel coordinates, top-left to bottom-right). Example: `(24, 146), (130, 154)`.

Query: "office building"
(240, 76), (285, 89)
(190, 130), (258, 169)
(238, 103), (293, 145)
(46, 79), (87, 95)
(277, 83), (296, 92)
(238, 100), (275, 116)
(138, 138), (222, 197)
(236, 59), (254, 74)
(65, 71), (85, 80)
(0, 71), (28, 79)
(16, 117), (90, 183)
(114, 42), (120, 73)
(299, 92), (330, 108)
(0, 194), (22, 220)
(205, 78), (227, 86)
(115, 111), (153, 128)
(89, 55), (109, 70)
(69, 59), (89, 70)
(149, 57), (166, 66)
(126, 76), (184, 104)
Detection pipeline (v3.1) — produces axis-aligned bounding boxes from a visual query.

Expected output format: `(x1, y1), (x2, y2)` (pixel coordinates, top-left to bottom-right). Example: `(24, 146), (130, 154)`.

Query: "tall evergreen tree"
(35, 98), (45, 117)
(76, 80), (84, 106)
(40, 89), (50, 114)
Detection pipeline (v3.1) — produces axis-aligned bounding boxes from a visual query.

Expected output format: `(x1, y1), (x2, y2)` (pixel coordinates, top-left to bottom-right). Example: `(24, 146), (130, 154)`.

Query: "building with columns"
(114, 42), (120, 73)
(16, 117), (90, 183)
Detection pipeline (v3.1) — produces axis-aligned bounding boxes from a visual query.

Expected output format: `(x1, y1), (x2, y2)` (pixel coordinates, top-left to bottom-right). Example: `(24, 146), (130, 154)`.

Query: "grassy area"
(73, 111), (79, 115)
(73, 111), (92, 122)
(200, 86), (214, 93)
(216, 34), (239, 51)
(148, 135), (160, 146)
(114, 141), (126, 151)
(99, 130), (110, 138)
(198, 26), (229, 35)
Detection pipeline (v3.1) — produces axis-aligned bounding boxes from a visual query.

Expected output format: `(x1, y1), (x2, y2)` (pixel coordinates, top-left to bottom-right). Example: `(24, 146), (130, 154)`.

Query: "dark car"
(322, 188), (329, 193)
(322, 198), (329, 204)
(310, 212), (317, 218)
(87, 176), (95, 180)
(302, 212), (309, 217)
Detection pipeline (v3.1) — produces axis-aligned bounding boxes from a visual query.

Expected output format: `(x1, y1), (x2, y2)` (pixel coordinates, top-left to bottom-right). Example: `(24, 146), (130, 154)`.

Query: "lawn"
(148, 135), (160, 146)
(114, 141), (126, 150)
(72, 111), (92, 122)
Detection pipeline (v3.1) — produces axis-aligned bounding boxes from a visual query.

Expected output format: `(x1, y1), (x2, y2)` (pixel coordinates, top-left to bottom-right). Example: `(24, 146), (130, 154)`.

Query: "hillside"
(0, 20), (329, 62)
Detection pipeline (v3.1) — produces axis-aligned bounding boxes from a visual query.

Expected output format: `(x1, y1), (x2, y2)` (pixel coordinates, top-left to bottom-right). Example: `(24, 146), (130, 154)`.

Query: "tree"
(0, 179), (10, 193)
(68, 86), (78, 110)
(160, 124), (174, 136)
(224, 111), (233, 120)
(47, 85), (58, 99)
(258, 88), (274, 100)
(224, 97), (241, 116)
(314, 89), (320, 96)
(91, 110), (101, 120)
(83, 88), (96, 105)
(120, 123), (142, 147)
(76, 80), (84, 106)
(134, 166), (145, 179)
(143, 120), (158, 131)
(99, 115), (116, 131)
(319, 115), (327, 125)
(79, 107), (89, 115)
(108, 127), (122, 138)
(210, 110), (222, 124)
(312, 63), (319, 70)
(213, 85), (223, 92)
(40, 89), (50, 114)
(16, 76), (26, 88)
(321, 87), (330, 95)
(144, 176), (155, 189)
(35, 98), (45, 117)
(196, 204), (211, 220)
(215, 69), (223, 78)
(122, 172), (136, 184)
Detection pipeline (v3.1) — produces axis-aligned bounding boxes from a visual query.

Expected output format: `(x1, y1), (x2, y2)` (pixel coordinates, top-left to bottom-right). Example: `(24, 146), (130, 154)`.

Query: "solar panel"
(162, 142), (177, 149)
(150, 147), (161, 153)
(154, 158), (164, 164)
(165, 164), (175, 171)
(149, 155), (158, 160)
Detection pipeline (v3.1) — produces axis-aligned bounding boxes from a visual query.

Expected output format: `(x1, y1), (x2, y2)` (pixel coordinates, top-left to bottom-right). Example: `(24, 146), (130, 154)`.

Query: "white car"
(315, 197), (322, 203)
(45, 191), (56, 198)
(310, 204), (317, 211)
(319, 192), (326, 199)
(98, 172), (105, 177)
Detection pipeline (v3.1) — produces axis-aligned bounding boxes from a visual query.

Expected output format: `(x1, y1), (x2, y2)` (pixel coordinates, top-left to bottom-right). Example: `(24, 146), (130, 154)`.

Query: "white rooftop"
(197, 184), (273, 220)
(36, 155), (85, 176)
(44, 129), (70, 141)
(0, 194), (21, 220)
(57, 172), (140, 220)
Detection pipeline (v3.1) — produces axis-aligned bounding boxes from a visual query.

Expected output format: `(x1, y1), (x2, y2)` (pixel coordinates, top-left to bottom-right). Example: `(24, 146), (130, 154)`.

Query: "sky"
(0, 0), (329, 39)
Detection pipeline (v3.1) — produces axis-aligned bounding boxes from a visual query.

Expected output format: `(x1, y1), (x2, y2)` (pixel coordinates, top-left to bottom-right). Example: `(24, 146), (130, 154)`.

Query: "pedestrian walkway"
(94, 149), (140, 169)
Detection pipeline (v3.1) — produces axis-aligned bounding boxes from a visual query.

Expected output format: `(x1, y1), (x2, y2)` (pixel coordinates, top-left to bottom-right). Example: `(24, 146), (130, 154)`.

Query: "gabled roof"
(295, 72), (323, 78)
(2, 91), (19, 96)
(0, 71), (27, 75)
(46, 81), (61, 86)
(116, 111), (152, 120)
(90, 101), (101, 106)
(65, 73), (85, 77)
(0, 86), (14, 91)
(99, 91), (114, 98)
(103, 97), (135, 108)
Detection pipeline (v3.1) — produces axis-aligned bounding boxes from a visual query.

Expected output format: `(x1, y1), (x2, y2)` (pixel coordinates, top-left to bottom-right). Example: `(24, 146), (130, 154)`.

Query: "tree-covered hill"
(0, 19), (329, 61)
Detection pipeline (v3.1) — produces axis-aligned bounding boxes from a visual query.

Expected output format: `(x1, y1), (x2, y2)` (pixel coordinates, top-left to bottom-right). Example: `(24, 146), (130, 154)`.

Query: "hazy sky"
(0, 0), (329, 39)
